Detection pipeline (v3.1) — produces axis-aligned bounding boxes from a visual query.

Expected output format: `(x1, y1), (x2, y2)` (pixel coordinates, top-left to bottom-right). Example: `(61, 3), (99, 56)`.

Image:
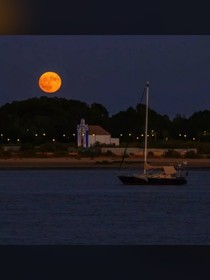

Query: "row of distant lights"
(120, 133), (197, 141)
(0, 133), (196, 141)
(1, 131), (207, 142)
(179, 131), (207, 141)
(0, 132), (77, 143)
(179, 134), (196, 141)
(120, 133), (155, 140)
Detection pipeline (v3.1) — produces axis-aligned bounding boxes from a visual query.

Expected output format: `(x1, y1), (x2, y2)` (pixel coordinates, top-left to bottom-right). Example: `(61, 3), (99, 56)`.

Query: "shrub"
(147, 151), (154, 157)
(184, 150), (199, 158)
(104, 150), (114, 156)
(163, 149), (181, 158)
(0, 150), (12, 158)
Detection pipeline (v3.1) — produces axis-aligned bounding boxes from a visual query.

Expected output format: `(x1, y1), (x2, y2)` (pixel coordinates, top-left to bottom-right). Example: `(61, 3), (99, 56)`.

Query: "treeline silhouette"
(0, 96), (210, 146)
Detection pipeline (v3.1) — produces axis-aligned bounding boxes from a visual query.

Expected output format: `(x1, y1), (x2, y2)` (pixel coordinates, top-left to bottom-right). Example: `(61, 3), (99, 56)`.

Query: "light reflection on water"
(0, 168), (209, 244)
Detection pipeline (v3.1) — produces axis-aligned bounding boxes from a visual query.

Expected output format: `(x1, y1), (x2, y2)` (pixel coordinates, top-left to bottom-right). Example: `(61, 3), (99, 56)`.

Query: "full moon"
(38, 71), (62, 93)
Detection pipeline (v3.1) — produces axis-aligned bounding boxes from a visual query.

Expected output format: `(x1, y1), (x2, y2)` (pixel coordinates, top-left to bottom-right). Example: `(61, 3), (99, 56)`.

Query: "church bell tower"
(76, 119), (89, 148)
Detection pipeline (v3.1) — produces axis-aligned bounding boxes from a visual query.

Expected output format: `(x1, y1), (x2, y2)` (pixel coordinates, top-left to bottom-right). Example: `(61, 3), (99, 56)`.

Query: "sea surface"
(0, 167), (210, 245)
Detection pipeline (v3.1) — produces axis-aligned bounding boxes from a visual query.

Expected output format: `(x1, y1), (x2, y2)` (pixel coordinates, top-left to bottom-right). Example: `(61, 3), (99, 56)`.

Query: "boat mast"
(144, 81), (149, 174)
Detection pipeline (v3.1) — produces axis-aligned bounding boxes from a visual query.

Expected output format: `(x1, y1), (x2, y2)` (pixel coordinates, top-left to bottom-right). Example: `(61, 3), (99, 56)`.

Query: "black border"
(2, 1), (210, 35)
(1, 245), (210, 278)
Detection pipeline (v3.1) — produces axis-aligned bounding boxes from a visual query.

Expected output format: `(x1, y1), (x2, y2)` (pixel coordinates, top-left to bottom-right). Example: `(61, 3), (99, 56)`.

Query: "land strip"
(0, 157), (209, 169)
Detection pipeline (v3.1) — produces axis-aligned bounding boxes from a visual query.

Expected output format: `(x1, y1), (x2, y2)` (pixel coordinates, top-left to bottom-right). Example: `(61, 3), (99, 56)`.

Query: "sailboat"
(118, 81), (187, 185)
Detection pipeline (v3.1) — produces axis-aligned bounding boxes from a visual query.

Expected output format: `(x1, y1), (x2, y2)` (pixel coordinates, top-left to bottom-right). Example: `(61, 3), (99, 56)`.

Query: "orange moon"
(38, 71), (62, 93)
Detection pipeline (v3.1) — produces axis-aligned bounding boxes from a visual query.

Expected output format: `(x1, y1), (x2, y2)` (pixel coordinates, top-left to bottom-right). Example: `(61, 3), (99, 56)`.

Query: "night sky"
(0, 35), (210, 119)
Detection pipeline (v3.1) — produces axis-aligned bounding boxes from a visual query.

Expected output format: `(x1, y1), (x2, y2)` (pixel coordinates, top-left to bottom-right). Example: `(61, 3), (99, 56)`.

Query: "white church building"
(76, 119), (119, 148)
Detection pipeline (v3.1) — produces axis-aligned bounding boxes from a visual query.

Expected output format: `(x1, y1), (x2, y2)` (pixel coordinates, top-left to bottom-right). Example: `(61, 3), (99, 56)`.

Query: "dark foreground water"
(0, 168), (210, 244)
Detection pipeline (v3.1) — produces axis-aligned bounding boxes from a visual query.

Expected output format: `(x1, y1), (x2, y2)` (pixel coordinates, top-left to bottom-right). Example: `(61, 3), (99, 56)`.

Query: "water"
(0, 168), (210, 244)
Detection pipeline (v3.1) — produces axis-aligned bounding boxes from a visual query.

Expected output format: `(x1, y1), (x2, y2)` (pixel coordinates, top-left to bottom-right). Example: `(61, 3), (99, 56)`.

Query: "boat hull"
(118, 175), (187, 185)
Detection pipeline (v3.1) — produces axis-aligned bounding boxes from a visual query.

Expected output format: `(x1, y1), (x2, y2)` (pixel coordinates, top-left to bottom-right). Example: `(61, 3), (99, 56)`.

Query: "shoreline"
(0, 157), (209, 169)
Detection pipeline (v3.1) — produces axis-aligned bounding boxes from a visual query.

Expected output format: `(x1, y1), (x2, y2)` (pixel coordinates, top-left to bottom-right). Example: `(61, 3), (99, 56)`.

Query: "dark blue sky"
(0, 35), (210, 119)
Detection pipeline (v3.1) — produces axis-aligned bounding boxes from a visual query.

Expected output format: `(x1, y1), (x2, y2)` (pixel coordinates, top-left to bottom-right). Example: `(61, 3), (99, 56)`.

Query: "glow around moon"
(38, 71), (62, 93)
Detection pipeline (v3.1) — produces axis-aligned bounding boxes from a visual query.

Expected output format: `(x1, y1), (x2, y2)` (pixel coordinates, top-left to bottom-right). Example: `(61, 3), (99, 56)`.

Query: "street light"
(92, 133), (96, 144)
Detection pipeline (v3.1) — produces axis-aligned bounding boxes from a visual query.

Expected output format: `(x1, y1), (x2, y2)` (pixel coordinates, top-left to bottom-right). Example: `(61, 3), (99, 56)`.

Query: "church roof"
(88, 125), (110, 136)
